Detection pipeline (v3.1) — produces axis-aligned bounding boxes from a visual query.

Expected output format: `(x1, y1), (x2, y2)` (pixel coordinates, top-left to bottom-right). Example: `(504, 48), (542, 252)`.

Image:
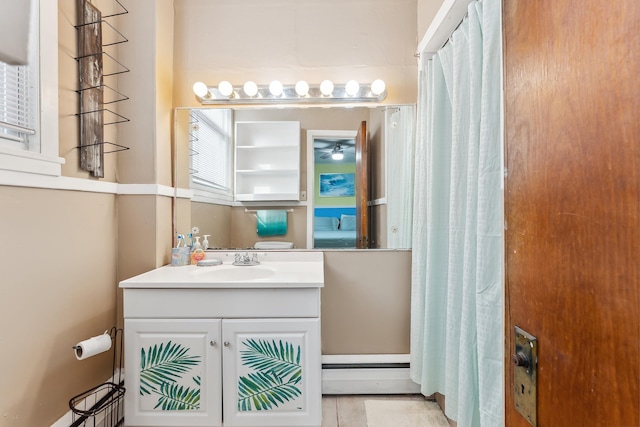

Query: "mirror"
(310, 133), (357, 249)
(173, 105), (415, 250)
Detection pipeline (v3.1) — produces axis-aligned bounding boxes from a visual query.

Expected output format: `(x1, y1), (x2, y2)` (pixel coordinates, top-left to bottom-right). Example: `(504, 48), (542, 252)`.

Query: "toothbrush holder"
(170, 247), (191, 266)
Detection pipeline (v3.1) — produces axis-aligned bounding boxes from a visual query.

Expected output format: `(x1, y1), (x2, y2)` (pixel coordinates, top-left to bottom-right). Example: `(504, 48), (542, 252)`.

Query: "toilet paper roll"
(74, 333), (112, 360)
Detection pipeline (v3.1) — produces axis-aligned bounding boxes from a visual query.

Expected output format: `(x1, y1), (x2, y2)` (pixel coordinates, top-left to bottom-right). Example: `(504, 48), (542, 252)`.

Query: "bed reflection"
(313, 209), (356, 249)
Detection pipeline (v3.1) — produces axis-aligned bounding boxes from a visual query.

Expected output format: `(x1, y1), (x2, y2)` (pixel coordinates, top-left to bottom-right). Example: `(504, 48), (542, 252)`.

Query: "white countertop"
(119, 250), (324, 289)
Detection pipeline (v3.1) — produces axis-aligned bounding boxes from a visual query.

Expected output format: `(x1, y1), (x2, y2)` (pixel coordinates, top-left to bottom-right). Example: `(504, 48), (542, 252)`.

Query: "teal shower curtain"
(410, 1), (503, 426)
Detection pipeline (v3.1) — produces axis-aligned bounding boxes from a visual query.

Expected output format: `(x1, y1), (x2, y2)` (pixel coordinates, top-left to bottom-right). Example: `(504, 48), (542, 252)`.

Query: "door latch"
(513, 326), (537, 426)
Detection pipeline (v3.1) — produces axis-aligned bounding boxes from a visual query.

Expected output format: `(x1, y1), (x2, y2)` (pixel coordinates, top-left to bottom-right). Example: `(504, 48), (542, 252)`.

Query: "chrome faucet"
(233, 252), (260, 265)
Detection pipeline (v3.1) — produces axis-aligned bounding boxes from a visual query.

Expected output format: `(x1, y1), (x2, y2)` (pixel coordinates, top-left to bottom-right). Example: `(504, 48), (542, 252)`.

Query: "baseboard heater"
(321, 354), (421, 395)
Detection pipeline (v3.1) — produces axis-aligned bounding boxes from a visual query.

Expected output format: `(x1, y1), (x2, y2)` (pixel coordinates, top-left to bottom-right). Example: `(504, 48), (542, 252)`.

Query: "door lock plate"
(513, 326), (537, 426)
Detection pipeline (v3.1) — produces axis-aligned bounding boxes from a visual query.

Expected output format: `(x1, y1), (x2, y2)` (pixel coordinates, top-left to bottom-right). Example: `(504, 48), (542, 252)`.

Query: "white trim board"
(322, 354), (409, 365)
(322, 368), (420, 395)
(0, 170), (177, 197)
(118, 184), (175, 197)
(417, 0), (474, 59)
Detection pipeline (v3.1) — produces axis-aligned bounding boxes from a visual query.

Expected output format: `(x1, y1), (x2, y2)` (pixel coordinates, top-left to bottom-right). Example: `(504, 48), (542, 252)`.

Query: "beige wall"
(0, 1), (175, 426)
(0, 187), (118, 427)
(172, 0), (418, 107)
(191, 202), (232, 249)
(0, 2), (121, 426)
(0, 0), (444, 424)
(322, 250), (412, 354)
(371, 204), (389, 249)
(418, 0), (446, 43)
(115, 0), (176, 297)
(118, 0), (173, 186)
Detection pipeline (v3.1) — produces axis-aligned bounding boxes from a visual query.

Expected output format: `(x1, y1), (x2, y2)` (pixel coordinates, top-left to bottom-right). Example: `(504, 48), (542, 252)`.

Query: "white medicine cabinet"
(234, 121), (301, 201)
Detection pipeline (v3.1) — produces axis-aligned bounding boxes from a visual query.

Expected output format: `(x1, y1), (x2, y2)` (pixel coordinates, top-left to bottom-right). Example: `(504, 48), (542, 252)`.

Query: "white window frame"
(0, 0), (64, 180)
(190, 109), (234, 205)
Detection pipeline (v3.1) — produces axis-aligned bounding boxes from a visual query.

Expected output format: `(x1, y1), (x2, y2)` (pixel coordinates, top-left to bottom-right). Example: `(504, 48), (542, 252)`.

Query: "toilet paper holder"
(73, 329), (112, 360)
(69, 326), (125, 427)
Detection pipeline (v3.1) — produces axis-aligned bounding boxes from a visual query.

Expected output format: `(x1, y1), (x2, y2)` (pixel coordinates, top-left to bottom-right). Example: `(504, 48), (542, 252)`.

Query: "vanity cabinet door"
(124, 319), (222, 427)
(222, 318), (322, 427)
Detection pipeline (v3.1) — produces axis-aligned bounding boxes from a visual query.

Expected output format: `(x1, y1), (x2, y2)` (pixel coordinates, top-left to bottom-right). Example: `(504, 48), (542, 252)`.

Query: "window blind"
(0, 1), (31, 65)
(0, 61), (35, 147)
(191, 109), (232, 192)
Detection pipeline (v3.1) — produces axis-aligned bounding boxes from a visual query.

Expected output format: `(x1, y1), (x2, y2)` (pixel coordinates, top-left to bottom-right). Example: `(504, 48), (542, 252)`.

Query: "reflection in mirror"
(312, 134), (357, 249)
(173, 106), (415, 250)
(384, 106), (415, 249)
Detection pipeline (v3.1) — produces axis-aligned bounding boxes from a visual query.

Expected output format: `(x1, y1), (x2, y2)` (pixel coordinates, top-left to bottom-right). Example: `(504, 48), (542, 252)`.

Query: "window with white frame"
(0, 0), (63, 179)
(190, 109), (233, 202)
(0, 61), (36, 149)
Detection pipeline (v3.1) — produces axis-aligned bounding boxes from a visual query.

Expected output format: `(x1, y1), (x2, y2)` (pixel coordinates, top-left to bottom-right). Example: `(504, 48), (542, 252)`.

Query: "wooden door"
(503, 0), (640, 425)
(355, 121), (368, 248)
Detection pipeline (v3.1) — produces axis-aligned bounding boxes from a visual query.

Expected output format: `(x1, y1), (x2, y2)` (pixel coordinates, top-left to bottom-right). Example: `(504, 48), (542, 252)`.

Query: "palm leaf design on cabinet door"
(155, 379), (201, 410)
(237, 338), (302, 411)
(139, 341), (202, 410)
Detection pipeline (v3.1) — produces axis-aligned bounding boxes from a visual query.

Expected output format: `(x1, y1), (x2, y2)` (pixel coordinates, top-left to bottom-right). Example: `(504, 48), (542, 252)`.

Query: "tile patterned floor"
(322, 395), (446, 427)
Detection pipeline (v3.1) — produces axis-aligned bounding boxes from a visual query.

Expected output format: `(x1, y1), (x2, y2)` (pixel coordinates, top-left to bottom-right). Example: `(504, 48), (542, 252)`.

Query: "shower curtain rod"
(380, 104), (414, 111)
(416, 0), (473, 59)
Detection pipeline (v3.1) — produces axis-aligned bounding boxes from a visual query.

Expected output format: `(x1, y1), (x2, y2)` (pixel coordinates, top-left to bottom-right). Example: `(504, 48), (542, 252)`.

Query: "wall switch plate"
(513, 326), (537, 426)
(300, 190), (307, 201)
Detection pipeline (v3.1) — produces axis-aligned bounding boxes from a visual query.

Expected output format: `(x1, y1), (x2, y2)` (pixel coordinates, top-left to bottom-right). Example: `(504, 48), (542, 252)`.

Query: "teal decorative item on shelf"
(237, 338), (303, 411)
(256, 210), (288, 236)
(139, 341), (202, 410)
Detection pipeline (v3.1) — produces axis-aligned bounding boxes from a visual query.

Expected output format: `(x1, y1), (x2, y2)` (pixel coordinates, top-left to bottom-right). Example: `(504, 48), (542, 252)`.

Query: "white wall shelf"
(235, 121), (300, 201)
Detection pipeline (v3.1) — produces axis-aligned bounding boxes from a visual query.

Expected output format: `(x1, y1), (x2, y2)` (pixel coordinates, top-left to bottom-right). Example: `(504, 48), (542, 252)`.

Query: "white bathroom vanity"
(119, 251), (324, 427)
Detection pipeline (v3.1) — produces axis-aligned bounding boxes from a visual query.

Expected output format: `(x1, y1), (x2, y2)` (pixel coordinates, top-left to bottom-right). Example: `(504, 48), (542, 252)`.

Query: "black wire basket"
(69, 382), (125, 427)
(69, 328), (125, 427)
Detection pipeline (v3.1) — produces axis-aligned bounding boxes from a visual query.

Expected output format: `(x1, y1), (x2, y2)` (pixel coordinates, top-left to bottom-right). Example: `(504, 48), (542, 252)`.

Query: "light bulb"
(320, 80), (334, 96)
(218, 81), (233, 97)
(371, 79), (386, 96)
(269, 80), (284, 97)
(345, 80), (360, 96)
(295, 80), (309, 96)
(332, 151), (344, 160)
(243, 81), (258, 97)
(192, 81), (209, 98)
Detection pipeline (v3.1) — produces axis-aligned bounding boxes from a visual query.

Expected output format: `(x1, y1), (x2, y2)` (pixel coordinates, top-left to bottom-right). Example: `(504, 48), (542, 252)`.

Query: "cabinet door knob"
(223, 341), (230, 347)
(210, 340), (216, 347)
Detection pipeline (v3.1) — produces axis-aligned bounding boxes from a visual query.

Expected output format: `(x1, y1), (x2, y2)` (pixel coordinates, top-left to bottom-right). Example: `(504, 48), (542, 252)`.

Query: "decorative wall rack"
(75, 0), (130, 178)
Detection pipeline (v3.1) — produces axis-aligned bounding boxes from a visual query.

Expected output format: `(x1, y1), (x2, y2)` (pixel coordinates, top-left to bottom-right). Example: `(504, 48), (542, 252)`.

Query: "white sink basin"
(119, 251), (324, 289)
(190, 265), (275, 281)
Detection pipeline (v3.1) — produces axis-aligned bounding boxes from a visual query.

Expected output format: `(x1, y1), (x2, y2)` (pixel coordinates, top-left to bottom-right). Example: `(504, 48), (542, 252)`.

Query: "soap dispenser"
(203, 235), (210, 250)
(193, 236), (202, 250)
(190, 237), (205, 264)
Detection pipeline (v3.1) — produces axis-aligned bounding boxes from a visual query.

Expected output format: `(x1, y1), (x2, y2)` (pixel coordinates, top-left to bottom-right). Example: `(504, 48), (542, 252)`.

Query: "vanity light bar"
(193, 80), (387, 104)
